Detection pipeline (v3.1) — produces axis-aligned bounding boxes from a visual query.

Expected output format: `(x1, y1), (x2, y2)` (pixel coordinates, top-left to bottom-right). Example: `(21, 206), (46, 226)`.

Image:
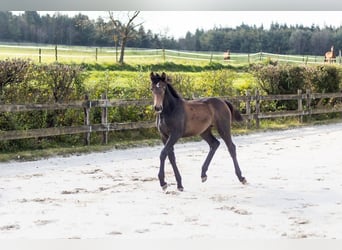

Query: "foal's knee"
(160, 148), (168, 160)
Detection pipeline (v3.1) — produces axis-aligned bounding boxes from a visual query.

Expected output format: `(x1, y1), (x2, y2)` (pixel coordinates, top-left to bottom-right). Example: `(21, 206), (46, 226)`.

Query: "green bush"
(251, 63), (342, 110)
(164, 70), (240, 99)
(167, 73), (195, 99)
(0, 58), (34, 103)
(251, 63), (308, 95)
(310, 65), (341, 93)
(0, 60), (87, 152)
(196, 70), (237, 97)
(251, 63), (342, 95)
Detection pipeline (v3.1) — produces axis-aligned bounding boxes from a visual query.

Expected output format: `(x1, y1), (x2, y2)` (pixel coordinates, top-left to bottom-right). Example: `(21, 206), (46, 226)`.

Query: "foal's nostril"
(154, 106), (163, 112)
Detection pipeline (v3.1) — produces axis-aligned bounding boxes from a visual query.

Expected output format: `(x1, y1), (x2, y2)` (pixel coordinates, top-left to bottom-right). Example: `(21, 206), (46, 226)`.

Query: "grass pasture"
(0, 43), (332, 65)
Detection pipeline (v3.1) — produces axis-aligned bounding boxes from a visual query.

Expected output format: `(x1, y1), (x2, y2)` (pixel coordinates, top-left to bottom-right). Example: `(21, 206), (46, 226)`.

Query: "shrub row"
(251, 62), (342, 95)
(1, 59), (342, 152)
(250, 62), (342, 111)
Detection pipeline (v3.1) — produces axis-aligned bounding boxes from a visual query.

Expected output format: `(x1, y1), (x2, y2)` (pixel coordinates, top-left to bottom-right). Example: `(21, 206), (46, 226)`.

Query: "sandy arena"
(1, 123), (342, 239)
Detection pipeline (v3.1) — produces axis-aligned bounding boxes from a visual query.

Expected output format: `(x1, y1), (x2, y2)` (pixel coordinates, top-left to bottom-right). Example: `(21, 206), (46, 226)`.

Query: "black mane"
(166, 83), (182, 99)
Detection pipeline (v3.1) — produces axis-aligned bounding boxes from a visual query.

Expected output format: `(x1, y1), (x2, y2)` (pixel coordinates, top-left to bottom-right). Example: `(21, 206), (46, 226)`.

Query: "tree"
(310, 29), (331, 55)
(94, 17), (112, 46)
(20, 11), (41, 42)
(72, 14), (96, 46)
(108, 11), (142, 64)
(289, 29), (312, 55)
(135, 26), (149, 48)
(0, 12), (11, 41)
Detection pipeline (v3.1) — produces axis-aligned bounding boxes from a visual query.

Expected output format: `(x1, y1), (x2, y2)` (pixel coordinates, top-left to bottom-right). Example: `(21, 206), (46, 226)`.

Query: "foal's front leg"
(158, 134), (182, 191)
(168, 146), (183, 191)
(158, 147), (168, 190)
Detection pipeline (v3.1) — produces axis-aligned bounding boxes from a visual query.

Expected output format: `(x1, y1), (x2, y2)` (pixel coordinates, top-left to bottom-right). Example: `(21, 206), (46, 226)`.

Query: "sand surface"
(1, 123), (342, 239)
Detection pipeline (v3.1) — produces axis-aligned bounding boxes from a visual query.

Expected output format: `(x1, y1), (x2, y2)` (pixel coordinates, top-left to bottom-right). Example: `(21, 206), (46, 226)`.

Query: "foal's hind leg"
(217, 124), (247, 184)
(200, 128), (220, 182)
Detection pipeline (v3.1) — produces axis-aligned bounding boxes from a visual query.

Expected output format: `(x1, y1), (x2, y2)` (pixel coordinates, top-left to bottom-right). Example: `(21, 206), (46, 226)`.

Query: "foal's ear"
(161, 72), (167, 81)
(150, 72), (155, 80)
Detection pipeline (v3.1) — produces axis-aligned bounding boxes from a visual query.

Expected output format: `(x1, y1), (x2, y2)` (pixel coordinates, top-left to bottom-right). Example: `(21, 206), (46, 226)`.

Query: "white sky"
(15, 11), (342, 39)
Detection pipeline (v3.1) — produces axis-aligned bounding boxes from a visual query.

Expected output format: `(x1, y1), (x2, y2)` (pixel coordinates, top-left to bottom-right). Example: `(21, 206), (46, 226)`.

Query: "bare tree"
(108, 11), (142, 64)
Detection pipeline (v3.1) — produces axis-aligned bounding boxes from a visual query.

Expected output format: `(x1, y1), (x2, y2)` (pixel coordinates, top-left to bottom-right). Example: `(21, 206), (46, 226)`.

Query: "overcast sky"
(14, 11), (342, 39)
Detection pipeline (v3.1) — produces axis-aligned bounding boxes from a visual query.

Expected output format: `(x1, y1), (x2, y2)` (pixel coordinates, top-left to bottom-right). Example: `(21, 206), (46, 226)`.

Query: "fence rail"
(1, 44), (341, 65)
(1, 91), (342, 144)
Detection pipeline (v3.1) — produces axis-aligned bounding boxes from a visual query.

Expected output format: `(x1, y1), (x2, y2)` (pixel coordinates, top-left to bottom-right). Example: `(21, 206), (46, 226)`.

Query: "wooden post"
(245, 90), (251, 129)
(255, 90), (260, 129)
(55, 45), (58, 62)
(38, 48), (42, 63)
(162, 49), (165, 62)
(101, 93), (108, 144)
(210, 52), (213, 63)
(297, 89), (303, 123)
(306, 89), (312, 119)
(95, 48), (98, 62)
(83, 94), (91, 145)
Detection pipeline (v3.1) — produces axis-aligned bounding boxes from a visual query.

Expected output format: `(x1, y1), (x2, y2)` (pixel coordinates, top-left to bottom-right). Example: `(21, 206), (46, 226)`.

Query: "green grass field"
(1, 43), (330, 65)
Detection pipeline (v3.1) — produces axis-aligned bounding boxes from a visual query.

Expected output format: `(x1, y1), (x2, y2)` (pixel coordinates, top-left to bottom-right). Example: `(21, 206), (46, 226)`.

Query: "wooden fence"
(240, 90), (342, 128)
(1, 90), (342, 144)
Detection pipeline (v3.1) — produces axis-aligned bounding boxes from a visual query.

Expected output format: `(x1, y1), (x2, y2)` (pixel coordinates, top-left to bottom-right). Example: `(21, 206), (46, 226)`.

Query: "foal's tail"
(225, 100), (243, 122)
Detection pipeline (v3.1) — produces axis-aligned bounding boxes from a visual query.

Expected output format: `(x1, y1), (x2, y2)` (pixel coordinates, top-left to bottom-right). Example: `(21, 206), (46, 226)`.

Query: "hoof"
(177, 187), (184, 192)
(241, 177), (247, 185)
(161, 183), (168, 191)
(201, 176), (207, 183)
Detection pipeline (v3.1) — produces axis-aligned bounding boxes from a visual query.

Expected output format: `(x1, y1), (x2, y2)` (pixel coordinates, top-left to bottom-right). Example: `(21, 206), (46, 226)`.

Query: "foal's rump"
(200, 97), (243, 123)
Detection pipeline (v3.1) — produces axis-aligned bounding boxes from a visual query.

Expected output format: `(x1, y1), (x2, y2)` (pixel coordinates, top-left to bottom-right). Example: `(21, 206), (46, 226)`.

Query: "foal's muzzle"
(154, 105), (163, 113)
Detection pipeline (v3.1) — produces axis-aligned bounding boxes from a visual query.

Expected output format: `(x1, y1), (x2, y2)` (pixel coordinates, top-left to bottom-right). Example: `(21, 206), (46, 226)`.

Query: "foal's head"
(150, 72), (169, 113)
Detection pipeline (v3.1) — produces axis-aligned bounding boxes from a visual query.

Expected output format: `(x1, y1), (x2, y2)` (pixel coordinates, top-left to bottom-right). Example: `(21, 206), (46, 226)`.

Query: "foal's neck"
(163, 85), (182, 113)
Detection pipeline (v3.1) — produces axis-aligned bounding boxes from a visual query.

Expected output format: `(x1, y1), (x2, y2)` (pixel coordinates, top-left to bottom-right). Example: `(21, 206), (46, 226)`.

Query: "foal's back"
(182, 97), (231, 137)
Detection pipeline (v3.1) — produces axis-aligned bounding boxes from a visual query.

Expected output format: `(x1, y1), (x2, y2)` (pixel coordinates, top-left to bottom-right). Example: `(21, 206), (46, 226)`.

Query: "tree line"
(1, 11), (342, 56)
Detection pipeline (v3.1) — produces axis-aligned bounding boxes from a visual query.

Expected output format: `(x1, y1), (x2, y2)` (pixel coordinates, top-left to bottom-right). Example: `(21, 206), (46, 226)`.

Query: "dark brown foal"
(150, 72), (246, 191)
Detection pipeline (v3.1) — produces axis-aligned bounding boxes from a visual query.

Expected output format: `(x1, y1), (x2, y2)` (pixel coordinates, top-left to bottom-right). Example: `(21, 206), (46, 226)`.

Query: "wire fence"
(1, 43), (341, 65)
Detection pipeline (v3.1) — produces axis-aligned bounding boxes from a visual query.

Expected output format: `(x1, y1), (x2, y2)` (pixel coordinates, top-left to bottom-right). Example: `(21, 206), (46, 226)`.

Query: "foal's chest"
(156, 115), (170, 135)
(156, 112), (184, 136)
